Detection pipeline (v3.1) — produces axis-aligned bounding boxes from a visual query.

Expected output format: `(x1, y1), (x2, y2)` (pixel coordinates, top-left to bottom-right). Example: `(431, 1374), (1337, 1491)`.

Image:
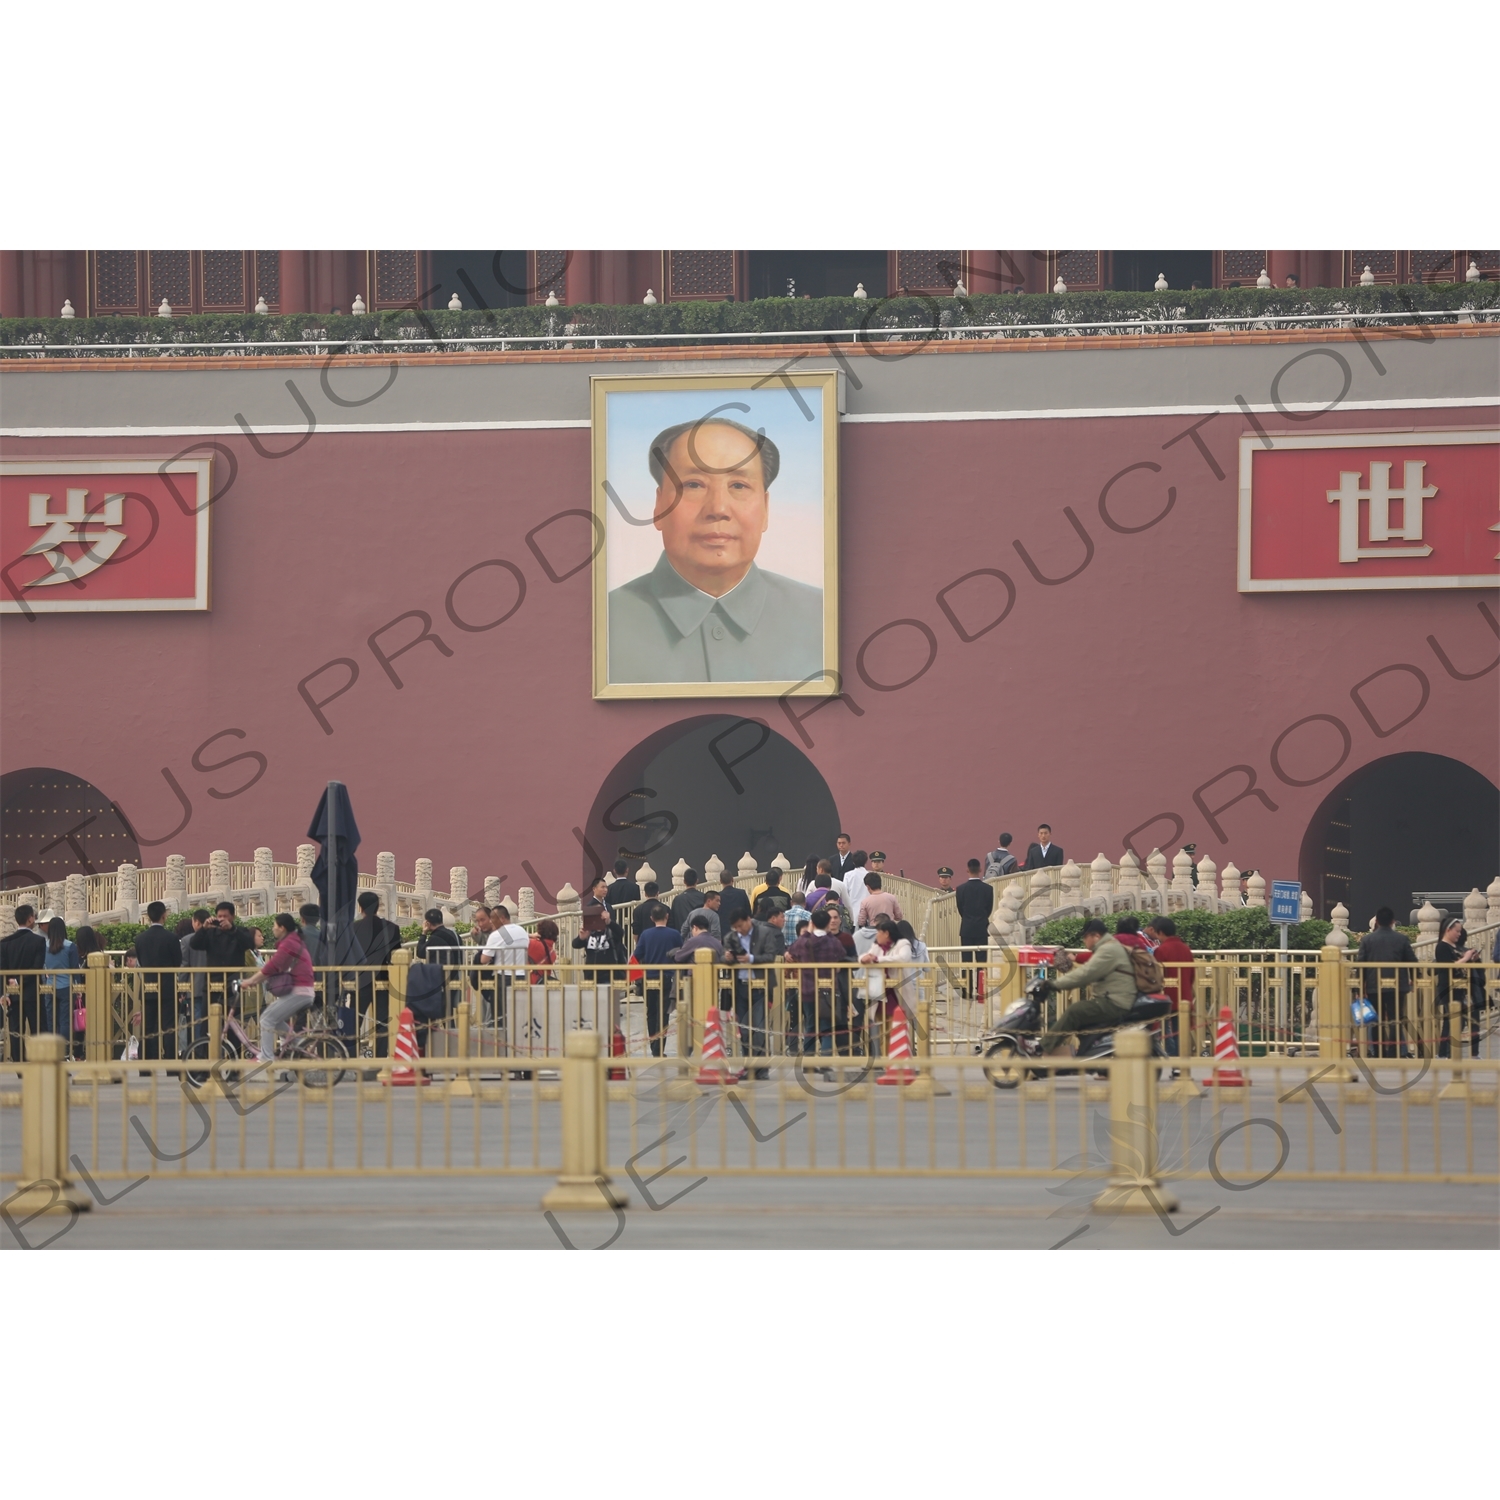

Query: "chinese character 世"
(1326, 461), (1436, 564)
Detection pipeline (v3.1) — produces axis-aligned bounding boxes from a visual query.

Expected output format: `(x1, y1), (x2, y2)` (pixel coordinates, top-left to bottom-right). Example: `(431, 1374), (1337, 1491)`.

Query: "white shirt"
(842, 867), (868, 917)
(486, 923), (529, 975)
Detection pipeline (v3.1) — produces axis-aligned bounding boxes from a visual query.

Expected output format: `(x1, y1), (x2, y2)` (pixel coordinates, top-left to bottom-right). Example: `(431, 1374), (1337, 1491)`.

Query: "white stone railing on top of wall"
(4, 844), (1498, 960)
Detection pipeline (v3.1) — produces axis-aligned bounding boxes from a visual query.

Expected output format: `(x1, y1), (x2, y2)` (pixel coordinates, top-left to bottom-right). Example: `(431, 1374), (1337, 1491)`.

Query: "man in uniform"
(607, 418), (822, 685)
(935, 867), (954, 893)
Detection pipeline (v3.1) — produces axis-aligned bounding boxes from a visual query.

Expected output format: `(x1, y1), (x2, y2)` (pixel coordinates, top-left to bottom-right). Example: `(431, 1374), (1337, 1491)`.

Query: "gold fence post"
(691, 947), (715, 1057)
(1160, 971), (1202, 1103)
(84, 951), (111, 1063)
(380, 949), (410, 1084)
(906, 994), (948, 1099)
(449, 999), (475, 1097)
(194, 1002), (228, 1100)
(1092, 1027), (1178, 1215)
(10, 1033), (90, 1217)
(1439, 1001), (1470, 1102)
(1315, 944), (1354, 1080)
(541, 1029), (627, 1212)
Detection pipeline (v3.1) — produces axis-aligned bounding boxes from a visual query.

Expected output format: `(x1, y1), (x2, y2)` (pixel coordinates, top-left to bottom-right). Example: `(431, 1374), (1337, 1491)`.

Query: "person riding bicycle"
(1036, 918), (1138, 1056)
(239, 912), (316, 1073)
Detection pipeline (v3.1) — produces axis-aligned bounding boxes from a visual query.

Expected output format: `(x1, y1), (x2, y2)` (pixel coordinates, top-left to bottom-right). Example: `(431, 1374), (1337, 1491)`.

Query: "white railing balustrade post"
(64, 874), (87, 926)
(1327, 902), (1350, 950)
(117, 863), (139, 922)
(1194, 856), (1217, 911)
(1464, 887), (1487, 932)
(1417, 901), (1441, 945)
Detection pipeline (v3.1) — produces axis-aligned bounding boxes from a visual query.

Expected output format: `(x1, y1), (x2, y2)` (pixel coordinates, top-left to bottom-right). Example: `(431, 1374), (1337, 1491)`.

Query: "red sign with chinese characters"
(0, 458), (211, 613)
(1238, 430), (1499, 592)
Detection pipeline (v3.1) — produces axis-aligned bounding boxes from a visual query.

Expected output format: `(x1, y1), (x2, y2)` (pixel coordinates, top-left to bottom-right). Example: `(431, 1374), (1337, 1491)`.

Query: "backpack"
(984, 850), (1017, 878)
(1128, 947), (1166, 995)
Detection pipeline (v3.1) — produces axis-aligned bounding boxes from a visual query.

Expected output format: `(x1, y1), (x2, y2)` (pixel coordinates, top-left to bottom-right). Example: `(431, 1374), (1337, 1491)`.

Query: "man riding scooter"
(1037, 918), (1138, 1056)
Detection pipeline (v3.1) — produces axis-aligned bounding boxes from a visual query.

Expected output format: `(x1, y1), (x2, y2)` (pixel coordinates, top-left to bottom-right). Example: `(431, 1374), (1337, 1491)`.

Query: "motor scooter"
(977, 967), (1170, 1089)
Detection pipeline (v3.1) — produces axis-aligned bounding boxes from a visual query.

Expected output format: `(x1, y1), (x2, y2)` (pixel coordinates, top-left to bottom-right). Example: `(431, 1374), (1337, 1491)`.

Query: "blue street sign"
(1270, 880), (1302, 924)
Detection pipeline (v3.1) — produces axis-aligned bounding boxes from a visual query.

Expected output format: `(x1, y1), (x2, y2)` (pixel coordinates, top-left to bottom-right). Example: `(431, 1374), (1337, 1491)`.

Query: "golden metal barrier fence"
(5, 949), (1495, 1069)
(4, 1032), (1495, 1216)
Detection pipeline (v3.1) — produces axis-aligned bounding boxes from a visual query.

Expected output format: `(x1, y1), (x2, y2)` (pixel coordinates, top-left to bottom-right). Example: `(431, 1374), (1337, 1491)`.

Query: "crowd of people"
(2, 817), (1495, 1065)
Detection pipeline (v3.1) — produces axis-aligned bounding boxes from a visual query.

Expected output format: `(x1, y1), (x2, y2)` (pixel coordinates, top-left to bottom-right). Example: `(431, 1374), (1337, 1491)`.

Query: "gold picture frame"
(590, 370), (840, 699)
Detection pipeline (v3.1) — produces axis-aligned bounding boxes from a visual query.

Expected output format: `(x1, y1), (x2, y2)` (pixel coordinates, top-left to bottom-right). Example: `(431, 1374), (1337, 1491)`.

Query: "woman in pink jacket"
(239, 912), (316, 1066)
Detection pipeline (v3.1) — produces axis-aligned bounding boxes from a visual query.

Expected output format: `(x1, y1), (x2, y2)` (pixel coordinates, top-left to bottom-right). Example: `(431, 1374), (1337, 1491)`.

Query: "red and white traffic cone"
(385, 1007), (430, 1087)
(608, 1024), (627, 1081)
(694, 1008), (744, 1086)
(1201, 1006), (1248, 1087)
(876, 1003), (917, 1086)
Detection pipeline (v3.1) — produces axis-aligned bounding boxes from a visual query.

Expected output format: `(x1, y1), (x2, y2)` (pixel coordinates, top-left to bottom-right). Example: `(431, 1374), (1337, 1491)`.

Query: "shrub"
(4, 282), (1494, 356)
(1032, 909), (1334, 951)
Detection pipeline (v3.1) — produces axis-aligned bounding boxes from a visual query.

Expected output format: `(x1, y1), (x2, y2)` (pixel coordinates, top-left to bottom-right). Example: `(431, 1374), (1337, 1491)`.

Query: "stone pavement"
(9, 1171), (1495, 1251)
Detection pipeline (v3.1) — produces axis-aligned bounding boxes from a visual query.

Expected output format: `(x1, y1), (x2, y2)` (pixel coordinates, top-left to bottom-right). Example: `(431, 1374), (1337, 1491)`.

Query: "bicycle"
(181, 1000), (350, 1089)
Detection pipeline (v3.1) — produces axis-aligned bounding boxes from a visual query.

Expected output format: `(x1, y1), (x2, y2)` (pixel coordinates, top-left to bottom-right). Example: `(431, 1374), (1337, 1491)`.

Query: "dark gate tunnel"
(582, 716), (840, 890)
(1298, 751), (1499, 925)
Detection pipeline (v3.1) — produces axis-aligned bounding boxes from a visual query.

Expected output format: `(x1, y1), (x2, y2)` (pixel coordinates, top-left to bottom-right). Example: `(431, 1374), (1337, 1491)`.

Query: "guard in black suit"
(831, 836), (856, 881)
(132, 902), (185, 1060)
(953, 860), (995, 998)
(352, 890), (402, 1056)
(605, 861), (641, 911)
(1, 906), (47, 1061)
(1022, 825), (1065, 870)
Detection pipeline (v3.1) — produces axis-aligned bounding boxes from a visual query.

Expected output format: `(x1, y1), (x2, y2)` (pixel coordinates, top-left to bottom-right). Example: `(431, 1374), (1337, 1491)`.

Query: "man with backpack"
(1037, 918), (1157, 1056)
(984, 834), (1018, 878)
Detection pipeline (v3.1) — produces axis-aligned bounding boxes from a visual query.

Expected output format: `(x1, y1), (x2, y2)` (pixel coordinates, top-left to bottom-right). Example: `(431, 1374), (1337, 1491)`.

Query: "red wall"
(2, 404), (1496, 897)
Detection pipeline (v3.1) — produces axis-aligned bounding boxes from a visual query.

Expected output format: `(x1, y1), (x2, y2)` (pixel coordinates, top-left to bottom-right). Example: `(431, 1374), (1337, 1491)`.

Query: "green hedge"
(1032, 909), (1335, 951)
(4, 282), (1495, 354)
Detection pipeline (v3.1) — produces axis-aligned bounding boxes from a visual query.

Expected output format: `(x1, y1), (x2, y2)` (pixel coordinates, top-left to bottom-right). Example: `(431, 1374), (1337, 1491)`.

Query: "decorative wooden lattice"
(148, 250), (192, 310)
(94, 250), (141, 311)
(202, 250), (247, 308)
(667, 250), (735, 299)
(1408, 250), (1457, 283)
(1349, 250), (1400, 283)
(254, 251), (280, 307)
(374, 251), (419, 308)
(1220, 250), (1266, 283)
(530, 251), (569, 302)
(1470, 250), (1500, 272)
(1055, 251), (1102, 288)
(895, 251), (963, 292)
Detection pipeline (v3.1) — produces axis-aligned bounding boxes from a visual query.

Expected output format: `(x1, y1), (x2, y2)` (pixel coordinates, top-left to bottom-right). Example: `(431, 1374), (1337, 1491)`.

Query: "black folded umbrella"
(307, 780), (363, 963)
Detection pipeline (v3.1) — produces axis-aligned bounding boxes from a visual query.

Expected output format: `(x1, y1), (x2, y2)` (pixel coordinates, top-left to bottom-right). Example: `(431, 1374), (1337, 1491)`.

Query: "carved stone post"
(703, 853), (725, 887)
(165, 854), (187, 911)
(117, 863), (139, 923)
(1245, 871), (1266, 908)
(64, 874), (87, 927)
(1219, 862), (1241, 911)
(670, 858), (689, 893)
(518, 887), (536, 923)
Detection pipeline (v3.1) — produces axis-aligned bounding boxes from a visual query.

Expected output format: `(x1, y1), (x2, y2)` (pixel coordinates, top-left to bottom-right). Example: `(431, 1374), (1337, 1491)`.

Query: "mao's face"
(654, 423), (769, 590)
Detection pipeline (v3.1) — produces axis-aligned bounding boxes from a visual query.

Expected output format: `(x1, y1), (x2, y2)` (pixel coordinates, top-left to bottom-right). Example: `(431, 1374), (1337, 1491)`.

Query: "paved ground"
(6, 1171), (1495, 1251)
(3, 1068), (1495, 1250)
